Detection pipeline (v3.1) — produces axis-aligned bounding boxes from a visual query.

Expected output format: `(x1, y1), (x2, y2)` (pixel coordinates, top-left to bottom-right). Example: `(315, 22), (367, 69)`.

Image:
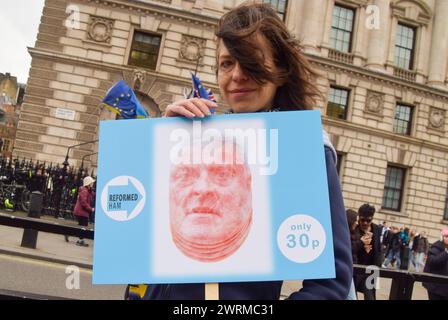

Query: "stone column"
(385, 15), (398, 72)
(321, 0), (335, 48)
(285, 0), (306, 40)
(365, 0), (391, 72)
(427, 0), (448, 88)
(300, 0), (328, 55)
(352, 5), (367, 65)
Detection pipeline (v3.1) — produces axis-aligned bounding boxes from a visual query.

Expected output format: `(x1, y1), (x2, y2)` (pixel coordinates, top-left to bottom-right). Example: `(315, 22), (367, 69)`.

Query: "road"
(0, 253), (126, 299)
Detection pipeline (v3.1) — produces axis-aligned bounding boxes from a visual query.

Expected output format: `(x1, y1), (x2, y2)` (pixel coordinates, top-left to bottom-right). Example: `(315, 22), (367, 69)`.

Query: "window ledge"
(328, 48), (354, 65)
(441, 220), (448, 226)
(393, 67), (416, 82)
(82, 39), (113, 53)
(379, 209), (408, 219)
(324, 115), (348, 122)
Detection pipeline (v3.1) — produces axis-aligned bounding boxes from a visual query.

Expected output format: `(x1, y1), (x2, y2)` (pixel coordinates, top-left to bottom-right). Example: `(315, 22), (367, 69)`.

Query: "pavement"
(0, 210), (93, 269)
(0, 209), (429, 300)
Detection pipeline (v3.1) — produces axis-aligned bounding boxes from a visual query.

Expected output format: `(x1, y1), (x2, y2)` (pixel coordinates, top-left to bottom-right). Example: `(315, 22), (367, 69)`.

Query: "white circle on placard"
(277, 214), (326, 263)
(101, 176), (145, 222)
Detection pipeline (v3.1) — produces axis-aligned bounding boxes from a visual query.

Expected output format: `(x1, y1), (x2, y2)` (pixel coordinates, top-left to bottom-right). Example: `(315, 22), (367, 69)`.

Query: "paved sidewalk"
(0, 210), (93, 269)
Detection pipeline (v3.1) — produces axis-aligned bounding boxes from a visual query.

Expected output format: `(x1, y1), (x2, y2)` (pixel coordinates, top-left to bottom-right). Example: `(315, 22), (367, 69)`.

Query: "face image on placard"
(169, 139), (253, 262)
(151, 119), (273, 278)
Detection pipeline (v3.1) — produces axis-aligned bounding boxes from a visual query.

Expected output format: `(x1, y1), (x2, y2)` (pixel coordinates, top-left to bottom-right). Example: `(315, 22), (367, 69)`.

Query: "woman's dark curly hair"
(346, 209), (358, 231)
(215, 2), (321, 111)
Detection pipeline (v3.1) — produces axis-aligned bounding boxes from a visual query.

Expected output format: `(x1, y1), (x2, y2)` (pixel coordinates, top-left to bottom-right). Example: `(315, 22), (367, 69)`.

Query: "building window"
(2, 139), (11, 152)
(394, 23), (416, 70)
(336, 153), (344, 176)
(382, 165), (406, 212)
(327, 86), (349, 120)
(330, 4), (355, 53)
(128, 31), (161, 70)
(393, 104), (413, 135)
(263, 0), (288, 20)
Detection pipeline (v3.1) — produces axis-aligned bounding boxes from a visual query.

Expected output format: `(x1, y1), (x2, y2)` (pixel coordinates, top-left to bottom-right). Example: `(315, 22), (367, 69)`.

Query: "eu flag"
(102, 80), (149, 119)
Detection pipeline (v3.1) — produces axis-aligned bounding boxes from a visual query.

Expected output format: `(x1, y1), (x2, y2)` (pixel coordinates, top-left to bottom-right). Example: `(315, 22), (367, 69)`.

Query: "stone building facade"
(0, 73), (23, 157)
(0, 73), (21, 104)
(15, 0), (448, 241)
(0, 103), (19, 158)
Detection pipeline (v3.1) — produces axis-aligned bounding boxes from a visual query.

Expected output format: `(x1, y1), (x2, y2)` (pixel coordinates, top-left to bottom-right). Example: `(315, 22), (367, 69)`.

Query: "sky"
(0, 0), (46, 84)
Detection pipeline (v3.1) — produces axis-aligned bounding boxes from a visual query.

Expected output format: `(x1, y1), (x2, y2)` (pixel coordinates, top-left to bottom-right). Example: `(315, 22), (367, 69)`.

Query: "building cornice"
(308, 54), (448, 102)
(75, 0), (220, 28)
(323, 117), (448, 153)
(27, 46), (220, 90)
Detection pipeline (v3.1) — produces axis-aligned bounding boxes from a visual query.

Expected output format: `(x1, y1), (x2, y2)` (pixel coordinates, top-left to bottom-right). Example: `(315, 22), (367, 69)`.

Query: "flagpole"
(194, 55), (201, 76)
(205, 283), (219, 300)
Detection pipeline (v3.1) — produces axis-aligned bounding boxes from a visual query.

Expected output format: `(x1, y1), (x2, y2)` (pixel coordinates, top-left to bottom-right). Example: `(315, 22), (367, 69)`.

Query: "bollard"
(21, 191), (43, 249)
(400, 246), (410, 270)
(28, 191), (43, 218)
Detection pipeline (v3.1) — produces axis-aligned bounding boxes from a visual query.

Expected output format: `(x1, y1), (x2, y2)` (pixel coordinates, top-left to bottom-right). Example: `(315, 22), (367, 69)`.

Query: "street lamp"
(63, 139), (99, 172)
(80, 152), (98, 171)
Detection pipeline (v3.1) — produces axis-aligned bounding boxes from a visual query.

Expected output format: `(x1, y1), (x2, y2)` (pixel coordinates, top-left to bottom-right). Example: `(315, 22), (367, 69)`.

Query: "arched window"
(112, 92), (161, 120)
(135, 92), (162, 118)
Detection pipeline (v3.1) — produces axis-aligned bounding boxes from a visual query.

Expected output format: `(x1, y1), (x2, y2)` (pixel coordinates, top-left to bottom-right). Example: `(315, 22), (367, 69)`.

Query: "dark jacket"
(412, 235), (428, 254)
(350, 232), (362, 265)
(126, 145), (353, 300)
(382, 229), (391, 247)
(423, 241), (448, 297)
(387, 232), (402, 253)
(74, 186), (94, 218)
(353, 223), (382, 268)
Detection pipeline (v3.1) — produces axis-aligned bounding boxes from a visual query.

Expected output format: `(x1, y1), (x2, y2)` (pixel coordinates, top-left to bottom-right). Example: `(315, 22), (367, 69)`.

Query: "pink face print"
(169, 161), (252, 262)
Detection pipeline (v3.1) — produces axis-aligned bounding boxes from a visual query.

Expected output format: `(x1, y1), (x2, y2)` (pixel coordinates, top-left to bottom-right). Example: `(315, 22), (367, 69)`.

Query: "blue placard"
(93, 110), (335, 284)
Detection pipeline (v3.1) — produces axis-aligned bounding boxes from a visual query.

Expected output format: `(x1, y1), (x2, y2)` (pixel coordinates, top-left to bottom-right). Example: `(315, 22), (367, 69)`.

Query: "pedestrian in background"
(73, 176), (95, 247)
(380, 221), (390, 262)
(412, 231), (429, 272)
(353, 204), (382, 300)
(408, 229), (418, 270)
(382, 226), (402, 269)
(399, 227), (411, 270)
(423, 228), (448, 300)
(380, 221), (390, 244)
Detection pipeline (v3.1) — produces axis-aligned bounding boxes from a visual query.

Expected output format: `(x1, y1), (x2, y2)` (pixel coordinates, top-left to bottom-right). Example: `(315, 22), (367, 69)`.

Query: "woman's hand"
(164, 98), (217, 118)
(361, 234), (372, 246)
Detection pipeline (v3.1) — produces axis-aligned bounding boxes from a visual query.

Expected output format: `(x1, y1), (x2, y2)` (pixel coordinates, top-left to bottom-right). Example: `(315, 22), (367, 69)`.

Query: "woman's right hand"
(164, 98), (217, 118)
(361, 234), (372, 245)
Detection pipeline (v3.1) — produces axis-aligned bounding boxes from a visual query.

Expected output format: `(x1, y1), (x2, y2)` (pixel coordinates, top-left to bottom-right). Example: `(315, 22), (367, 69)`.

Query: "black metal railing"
(0, 156), (96, 220)
(0, 212), (94, 239)
(353, 264), (448, 300)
